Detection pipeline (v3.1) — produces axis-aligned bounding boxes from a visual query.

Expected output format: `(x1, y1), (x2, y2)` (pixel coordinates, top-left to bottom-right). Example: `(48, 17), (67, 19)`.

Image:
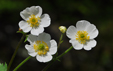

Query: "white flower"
(66, 20), (99, 50)
(25, 32), (57, 62)
(19, 6), (51, 36)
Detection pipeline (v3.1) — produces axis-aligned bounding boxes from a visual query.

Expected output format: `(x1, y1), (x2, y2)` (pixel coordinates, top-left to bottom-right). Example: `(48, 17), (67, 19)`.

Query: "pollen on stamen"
(33, 41), (49, 56)
(75, 31), (90, 44)
(27, 14), (40, 28)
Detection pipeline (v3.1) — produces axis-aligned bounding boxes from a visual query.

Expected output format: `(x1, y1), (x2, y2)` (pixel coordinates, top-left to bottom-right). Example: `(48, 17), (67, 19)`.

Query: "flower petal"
(40, 14), (51, 27)
(37, 32), (51, 42)
(29, 6), (42, 17)
(25, 44), (34, 52)
(76, 20), (91, 31)
(36, 54), (52, 62)
(49, 40), (57, 55)
(25, 44), (37, 57)
(84, 39), (97, 50)
(20, 6), (42, 21)
(66, 26), (77, 39)
(36, 32), (51, 47)
(27, 34), (37, 44)
(20, 8), (31, 21)
(28, 52), (37, 57)
(86, 24), (99, 39)
(19, 21), (32, 32)
(69, 39), (83, 50)
(35, 6), (42, 17)
(31, 26), (44, 36)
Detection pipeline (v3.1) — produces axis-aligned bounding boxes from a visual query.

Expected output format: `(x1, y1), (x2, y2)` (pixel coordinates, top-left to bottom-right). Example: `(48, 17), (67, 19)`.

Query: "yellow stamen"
(33, 41), (49, 56)
(27, 14), (40, 28)
(75, 31), (90, 44)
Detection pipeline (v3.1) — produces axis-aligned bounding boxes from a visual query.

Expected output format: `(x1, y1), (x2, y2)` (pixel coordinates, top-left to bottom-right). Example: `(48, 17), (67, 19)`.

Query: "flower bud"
(59, 26), (67, 33)
(19, 28), (22, 31)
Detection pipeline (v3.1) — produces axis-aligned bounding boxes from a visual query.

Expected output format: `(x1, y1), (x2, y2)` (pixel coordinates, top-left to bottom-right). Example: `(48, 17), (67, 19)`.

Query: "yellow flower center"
(27, 14), (40, 28)
(33, 41), (49, 56)
(75, 31), (90, 44)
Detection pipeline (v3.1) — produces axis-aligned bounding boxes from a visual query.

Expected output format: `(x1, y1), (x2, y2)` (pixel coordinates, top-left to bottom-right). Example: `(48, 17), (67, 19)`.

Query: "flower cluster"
(18, 6), (99, 63)
(19, 6), (57, 62)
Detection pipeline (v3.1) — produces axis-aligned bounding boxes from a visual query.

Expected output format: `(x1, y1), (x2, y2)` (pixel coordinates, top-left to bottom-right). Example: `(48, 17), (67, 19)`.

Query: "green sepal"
(57, 59), (61, 62)
(0, 63), (7, 71)
(24, 35), (28, 42)
(60, 40), (63, 44)
(16, 31), (25, 35)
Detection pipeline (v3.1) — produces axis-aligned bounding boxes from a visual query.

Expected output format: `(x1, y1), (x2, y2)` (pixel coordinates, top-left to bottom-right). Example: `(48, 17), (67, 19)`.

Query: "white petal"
(27, 34), (37, 44)
(36, 32), (51, 47)
(35, 6), (42, 17)
(25, 44), (37, 57)
(36, 55), (43, 62)
(19, 21), (32, 32)
(28, 52), (37, 57)
(37, 32), (51, 42)
(86, 24), (99, 39)
(76, 20), (91, 31)
(25, 44), (35, 52)
(36, 54), (52, 62)
(40, 14), (51, 27)
(20, 6), (42, 21)
(31, 26), (44, 36)
(69, 39), (83, 50)
(20, 8), (31, 21)
(29, 6), (42, 17)
(49, 40), (57, 55)
(66, 26), (77, 39)
(84, 39), (97, 50)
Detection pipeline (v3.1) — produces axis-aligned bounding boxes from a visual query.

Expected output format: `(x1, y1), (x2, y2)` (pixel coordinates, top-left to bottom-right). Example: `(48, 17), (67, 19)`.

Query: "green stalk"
(13, 56), (32, 71)
(7, 34), (25, 71)
(56, 46), (73, 59)
(58, 33), (63, 48)
(42, 59), (56, 71)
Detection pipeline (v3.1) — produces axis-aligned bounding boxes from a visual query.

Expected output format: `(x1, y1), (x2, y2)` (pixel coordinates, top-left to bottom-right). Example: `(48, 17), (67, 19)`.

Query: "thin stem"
(56, 46), (73, 59)
(7, 34), (25, 71)
(42, 59), (56, 71)
(58, 33), (63, 48)
(13, 56), (32, 71)
(42, 46), (73, 71)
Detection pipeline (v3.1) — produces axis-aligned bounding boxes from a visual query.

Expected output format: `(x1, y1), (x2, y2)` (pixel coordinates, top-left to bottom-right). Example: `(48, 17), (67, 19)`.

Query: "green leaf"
(0, 63), (7, 71)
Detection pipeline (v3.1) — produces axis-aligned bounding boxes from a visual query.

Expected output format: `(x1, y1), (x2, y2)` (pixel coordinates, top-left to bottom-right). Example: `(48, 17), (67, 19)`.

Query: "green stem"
(58, 33), (63, 48)
(42, 46), (73, 71)
(7, 34), (25, 71)
(42, 59), (56, 71)
(56, 46), (73, 59)
(13, 56), (32, 71)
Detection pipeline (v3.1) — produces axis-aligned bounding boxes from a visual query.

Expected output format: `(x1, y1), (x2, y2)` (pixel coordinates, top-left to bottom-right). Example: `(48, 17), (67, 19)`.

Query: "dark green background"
(0, 0), (113, 71)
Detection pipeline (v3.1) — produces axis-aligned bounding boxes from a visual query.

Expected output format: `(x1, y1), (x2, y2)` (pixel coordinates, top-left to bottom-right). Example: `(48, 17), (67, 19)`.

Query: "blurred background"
(0, 0), (113, 71)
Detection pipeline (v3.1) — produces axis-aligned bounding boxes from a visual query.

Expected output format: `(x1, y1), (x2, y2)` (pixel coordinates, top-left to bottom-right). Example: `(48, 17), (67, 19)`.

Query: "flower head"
(19, 6), (51, 36)
(25, 32), (57, 62)
(59, 26), (67, 33)
(66, 20), (99, 50)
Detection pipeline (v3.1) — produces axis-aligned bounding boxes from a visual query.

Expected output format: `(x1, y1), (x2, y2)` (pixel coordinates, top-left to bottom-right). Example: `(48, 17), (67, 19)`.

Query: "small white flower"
(66, 20), (99, 50)
(19, 6), (51, 36)
(25, 32), (57, 62)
